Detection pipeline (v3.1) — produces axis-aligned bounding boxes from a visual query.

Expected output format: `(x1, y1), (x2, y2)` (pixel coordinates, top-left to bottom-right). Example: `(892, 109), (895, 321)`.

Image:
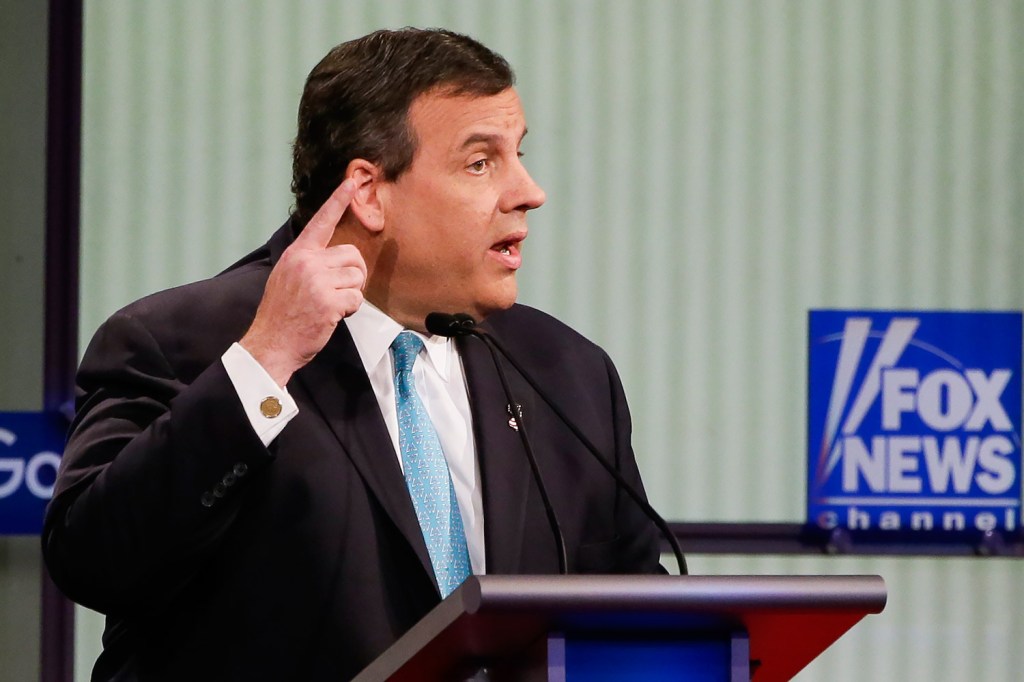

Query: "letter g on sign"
(0, 427), (60, 500)
(0, 427), (24, 499)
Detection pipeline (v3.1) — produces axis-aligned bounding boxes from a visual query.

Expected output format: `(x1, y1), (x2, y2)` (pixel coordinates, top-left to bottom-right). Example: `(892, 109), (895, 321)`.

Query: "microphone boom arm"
(424, 311), (686, 575)
(471, 333), (568, 575)
(472, 330), (688, 576)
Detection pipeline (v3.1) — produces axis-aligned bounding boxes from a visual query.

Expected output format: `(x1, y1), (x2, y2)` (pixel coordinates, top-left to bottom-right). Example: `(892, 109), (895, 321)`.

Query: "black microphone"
(426, 312), (567, 575)
(424, 312), (477, 338)
(426, 312), (688, 576)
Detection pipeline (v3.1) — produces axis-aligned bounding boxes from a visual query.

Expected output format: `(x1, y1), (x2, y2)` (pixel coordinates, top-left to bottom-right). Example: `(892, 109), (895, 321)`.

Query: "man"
(44, 28), (661, 680)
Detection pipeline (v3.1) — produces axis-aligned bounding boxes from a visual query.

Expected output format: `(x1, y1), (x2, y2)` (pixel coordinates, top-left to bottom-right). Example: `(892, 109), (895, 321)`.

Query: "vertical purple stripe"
(42, 0), (82, 680)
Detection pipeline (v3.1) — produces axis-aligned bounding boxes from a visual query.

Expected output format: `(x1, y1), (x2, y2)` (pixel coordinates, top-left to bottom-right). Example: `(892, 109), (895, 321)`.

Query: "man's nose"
(502, 161), (546, 213)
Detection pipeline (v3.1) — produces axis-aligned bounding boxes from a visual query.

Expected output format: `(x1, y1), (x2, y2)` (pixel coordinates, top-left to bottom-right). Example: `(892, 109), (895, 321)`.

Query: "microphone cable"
(426, 312), (568, 575)
(426, 312), (687, 576)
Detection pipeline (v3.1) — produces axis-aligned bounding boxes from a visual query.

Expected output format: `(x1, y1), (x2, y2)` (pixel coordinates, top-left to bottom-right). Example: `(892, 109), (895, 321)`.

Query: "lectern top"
(355, 574), (887, 682)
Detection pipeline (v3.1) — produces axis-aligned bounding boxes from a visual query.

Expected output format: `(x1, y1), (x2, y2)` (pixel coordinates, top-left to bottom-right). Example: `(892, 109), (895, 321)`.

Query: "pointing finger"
(295, 179), (357, 249)
(325, 243), (368, 281)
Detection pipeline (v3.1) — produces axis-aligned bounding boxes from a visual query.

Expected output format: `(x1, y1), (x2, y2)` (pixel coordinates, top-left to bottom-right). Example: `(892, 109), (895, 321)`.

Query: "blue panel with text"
(0, 412), (66, 535)
(807, 311), (1022, 536)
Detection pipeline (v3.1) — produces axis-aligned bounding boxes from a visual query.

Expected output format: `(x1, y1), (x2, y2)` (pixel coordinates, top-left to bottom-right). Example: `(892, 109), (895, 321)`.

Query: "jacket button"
(233, 463), (248, 477)
(213, 482), (227, 498)
(201, 492), (216, 508)
(223, 473), (237, 487)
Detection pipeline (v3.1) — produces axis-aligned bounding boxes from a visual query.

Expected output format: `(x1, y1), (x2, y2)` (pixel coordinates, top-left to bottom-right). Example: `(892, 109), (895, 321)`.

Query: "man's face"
(371, 87), (546, 328)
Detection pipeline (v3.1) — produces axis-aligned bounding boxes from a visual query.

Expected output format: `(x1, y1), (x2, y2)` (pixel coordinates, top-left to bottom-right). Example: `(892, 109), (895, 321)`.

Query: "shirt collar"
(344, 301), (452, 381)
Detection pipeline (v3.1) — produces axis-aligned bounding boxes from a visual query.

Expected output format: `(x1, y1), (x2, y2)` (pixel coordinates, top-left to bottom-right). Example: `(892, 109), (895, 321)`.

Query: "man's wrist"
(222, 342), (299, 447)
(238, 335), (298, 388)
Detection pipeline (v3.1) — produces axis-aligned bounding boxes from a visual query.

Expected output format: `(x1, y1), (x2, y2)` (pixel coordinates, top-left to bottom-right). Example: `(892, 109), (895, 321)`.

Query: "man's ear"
(344, 158), (386, 233)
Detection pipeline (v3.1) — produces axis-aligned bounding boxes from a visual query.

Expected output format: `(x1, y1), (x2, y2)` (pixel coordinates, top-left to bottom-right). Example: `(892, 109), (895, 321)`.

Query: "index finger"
(295, 179), (357, 249)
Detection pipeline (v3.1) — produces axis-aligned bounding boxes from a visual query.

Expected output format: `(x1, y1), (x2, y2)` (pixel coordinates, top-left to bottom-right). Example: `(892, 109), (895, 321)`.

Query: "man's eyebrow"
(458, 128), (529, 150)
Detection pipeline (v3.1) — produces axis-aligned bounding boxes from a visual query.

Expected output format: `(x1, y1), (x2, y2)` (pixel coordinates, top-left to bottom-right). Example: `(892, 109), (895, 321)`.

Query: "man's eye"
(468, 159), (489, 173)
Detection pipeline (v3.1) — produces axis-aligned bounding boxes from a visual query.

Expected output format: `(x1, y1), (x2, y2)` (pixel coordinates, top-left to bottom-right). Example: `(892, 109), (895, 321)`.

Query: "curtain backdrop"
(78, 2), (1023, 680)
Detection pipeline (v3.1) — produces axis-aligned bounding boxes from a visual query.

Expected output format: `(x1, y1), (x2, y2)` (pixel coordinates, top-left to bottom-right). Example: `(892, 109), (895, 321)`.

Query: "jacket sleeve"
(604, 351), (669, 575)
(42, 309), (275, 615)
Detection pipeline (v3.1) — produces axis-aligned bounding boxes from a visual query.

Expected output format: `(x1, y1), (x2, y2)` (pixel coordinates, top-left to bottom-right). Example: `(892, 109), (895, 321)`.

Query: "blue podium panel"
(561, 635), (734, 682)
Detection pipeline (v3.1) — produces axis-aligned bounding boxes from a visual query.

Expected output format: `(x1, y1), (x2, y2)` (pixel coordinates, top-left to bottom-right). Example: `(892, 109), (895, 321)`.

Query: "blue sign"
(0, 412), (66, 535)
(808, 311), (1022, 536)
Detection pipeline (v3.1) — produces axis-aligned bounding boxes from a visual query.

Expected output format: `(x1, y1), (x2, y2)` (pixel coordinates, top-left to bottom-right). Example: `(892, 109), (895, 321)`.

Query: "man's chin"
(472, 290), (518, 322)
(424, 280), (518, 324)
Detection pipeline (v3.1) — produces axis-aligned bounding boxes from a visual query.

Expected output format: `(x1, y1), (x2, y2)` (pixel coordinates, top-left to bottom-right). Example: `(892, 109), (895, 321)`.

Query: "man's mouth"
(489, 233), (526, 269)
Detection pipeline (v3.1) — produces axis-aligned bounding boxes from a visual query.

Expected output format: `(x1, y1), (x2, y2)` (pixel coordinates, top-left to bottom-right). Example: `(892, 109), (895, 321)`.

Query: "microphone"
(424, 312), (477, 338)
(426, 312), (567, 575)
(426, 312), (687, 575)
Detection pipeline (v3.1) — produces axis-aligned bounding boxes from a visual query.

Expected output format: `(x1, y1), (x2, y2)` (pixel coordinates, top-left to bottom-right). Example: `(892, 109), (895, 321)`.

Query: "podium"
(354, 575), (886, 681)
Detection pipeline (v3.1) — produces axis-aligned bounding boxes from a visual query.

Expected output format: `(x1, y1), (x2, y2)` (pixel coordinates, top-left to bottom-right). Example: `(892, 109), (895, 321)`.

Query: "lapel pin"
(506, 403), (522, 431)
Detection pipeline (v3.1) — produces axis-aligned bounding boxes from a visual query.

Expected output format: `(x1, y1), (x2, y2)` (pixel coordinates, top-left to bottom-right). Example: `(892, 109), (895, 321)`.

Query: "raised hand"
(240, 180), (368, 386)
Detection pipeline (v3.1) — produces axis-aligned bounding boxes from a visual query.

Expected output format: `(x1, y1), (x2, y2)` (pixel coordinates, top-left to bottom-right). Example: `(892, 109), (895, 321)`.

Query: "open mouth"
(489, 233), (526, 269)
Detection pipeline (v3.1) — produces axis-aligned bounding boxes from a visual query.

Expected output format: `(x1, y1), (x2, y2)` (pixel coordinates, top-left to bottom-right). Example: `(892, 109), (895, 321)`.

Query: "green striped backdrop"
(78, 1), (1023, 679)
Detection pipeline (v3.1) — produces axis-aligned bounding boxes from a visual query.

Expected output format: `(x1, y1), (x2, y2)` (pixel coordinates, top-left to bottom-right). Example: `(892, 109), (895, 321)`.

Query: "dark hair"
(291, 28), (515, 226)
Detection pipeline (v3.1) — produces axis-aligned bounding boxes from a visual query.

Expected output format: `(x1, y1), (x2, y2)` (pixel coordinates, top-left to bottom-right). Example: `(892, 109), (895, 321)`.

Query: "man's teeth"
(499, 246), (511, 255)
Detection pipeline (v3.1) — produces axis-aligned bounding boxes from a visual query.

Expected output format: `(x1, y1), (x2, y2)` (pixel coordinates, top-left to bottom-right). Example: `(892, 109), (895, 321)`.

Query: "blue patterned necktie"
(390, 331), (471, 598)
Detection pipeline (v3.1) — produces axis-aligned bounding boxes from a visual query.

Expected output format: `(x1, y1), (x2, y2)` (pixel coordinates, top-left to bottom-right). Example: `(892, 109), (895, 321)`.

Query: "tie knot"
(391, 331), (424, 374)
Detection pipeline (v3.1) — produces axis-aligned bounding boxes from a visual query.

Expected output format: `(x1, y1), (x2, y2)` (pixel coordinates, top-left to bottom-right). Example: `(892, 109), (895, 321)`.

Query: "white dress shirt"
(221, 302), (486, 574)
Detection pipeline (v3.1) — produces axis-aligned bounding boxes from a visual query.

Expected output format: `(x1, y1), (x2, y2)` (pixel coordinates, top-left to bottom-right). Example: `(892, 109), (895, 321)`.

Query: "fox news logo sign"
(808, 311), (1022, 535)
(0, 412), (64, 535)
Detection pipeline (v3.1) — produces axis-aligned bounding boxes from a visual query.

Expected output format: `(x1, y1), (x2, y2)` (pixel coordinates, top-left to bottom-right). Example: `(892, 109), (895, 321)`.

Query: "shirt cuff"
(221, 342), (299, 446)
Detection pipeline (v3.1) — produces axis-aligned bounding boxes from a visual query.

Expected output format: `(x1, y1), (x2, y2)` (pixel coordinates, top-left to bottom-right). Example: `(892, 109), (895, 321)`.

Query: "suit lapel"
(458, 330), (534, 574)
(287, 296), (537, 580)
(294, 324), (437, 589)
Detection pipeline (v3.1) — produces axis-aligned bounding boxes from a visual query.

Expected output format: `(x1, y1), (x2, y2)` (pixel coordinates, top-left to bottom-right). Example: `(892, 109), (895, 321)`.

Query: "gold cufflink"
(260, 396), (283, 418)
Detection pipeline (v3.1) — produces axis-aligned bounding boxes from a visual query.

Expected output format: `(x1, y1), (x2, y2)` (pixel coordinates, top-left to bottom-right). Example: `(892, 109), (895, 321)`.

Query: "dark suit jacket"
(43, 220), (662, 681)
